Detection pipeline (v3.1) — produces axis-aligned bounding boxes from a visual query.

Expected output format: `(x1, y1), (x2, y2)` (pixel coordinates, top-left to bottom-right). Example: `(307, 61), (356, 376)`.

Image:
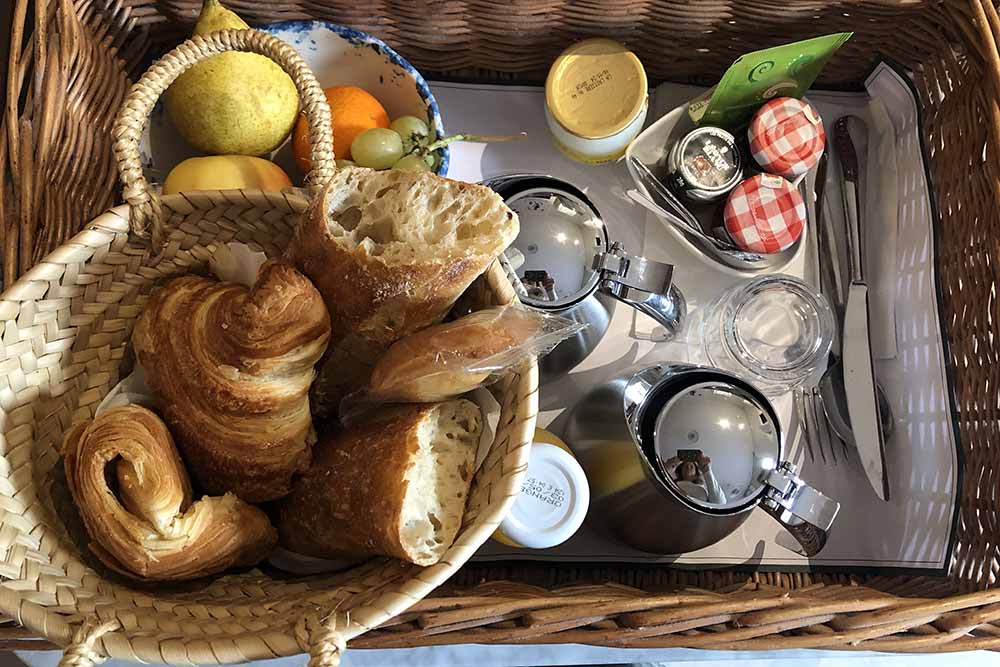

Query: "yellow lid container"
(545, 38), (648, 141)
(493, 428), (589, 549)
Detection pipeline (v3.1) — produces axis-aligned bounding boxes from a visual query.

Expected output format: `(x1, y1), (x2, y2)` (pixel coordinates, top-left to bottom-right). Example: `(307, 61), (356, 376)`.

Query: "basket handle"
(58, 619), (119, 667)
(112, 29), (334, 242)
(297, 613), (347, 667)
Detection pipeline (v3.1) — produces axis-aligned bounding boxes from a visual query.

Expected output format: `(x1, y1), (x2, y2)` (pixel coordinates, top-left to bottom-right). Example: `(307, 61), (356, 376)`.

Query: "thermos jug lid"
(651, 380), (781, 512)
(501, 183), (608, 310)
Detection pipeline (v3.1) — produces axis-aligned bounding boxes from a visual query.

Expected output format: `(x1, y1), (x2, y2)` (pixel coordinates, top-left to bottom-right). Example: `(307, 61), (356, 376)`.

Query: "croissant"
(133, 259), (331, 502)
(62, 405), (276, 580)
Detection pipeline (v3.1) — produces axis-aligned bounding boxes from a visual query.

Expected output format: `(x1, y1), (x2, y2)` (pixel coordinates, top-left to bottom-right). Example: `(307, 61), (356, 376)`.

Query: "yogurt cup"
(494, 429), (589, 549)
(544, 38), (648, 164)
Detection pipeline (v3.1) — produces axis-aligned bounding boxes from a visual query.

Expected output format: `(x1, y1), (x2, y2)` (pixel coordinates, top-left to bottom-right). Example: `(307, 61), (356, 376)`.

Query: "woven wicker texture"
(0, 28), (537, 665)
(4, 0), (1000, 657)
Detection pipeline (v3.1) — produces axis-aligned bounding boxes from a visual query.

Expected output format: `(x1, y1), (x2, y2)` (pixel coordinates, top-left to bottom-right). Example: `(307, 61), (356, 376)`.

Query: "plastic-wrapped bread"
(277, 400), (482, 566)
(342, 306), (585, 417)
(285, 167), (519, 415)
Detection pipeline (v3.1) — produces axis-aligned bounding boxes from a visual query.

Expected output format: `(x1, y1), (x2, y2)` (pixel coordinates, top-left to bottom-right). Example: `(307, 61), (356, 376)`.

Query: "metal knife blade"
(835, 116), (890, 501)
(842, 282), (889, 499)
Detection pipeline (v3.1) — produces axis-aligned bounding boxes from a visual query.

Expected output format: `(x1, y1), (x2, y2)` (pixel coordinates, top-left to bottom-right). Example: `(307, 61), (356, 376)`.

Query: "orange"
(292, 86), (390, 174)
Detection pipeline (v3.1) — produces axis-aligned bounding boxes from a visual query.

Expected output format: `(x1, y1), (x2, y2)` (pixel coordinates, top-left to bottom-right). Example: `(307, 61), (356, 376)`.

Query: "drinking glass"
(701, 274), (834, 396)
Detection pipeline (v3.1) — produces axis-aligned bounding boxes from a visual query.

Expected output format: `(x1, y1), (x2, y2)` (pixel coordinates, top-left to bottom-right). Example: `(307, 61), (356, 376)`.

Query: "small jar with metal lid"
(722, 173), (806, 254)
(544, 38), (649, 164)
(665, 126), (744, 202)
(749, 97), (826, 180)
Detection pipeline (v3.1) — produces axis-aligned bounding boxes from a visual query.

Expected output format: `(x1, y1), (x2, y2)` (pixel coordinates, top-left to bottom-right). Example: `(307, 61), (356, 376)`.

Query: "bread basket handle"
(112, 29), (334, 243)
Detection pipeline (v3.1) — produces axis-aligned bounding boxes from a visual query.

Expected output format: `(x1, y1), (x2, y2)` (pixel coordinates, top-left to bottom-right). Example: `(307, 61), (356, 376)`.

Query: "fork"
(794, 385), (843, 466)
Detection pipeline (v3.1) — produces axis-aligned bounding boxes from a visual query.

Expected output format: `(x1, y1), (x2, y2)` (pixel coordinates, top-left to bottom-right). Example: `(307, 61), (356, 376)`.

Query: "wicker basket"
(0, 27), (537, 665)
(5, 0), (1000, 657)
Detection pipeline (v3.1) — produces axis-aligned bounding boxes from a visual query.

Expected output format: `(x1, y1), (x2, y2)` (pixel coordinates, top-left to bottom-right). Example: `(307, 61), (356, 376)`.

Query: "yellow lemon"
(162, 156), (293, 194)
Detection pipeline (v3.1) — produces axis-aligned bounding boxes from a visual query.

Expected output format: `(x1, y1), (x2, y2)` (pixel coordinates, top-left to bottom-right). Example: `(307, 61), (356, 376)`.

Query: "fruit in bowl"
(292, 86), (390, 170)
(164, 0), (299, 156)
(163, 156), (293, 194)
(262, 20), (451, 178)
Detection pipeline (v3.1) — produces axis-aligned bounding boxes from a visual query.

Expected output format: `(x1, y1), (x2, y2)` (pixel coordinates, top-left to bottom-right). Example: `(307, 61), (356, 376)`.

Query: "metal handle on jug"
(594, 242), (686, 339)
(761, 462), (841, 557)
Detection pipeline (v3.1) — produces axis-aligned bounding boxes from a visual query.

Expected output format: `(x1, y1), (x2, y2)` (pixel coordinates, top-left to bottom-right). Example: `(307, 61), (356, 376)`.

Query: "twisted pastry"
(62, 405), (276, 580)
(133, 259), (331, 501)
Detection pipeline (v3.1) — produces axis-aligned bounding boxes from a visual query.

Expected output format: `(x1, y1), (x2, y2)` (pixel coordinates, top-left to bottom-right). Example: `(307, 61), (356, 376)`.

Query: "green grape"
(390, 115), (430, 153)
(392, 154), (432, 172)
(350, 128), (404, 170)
(335, 158), (356, 168)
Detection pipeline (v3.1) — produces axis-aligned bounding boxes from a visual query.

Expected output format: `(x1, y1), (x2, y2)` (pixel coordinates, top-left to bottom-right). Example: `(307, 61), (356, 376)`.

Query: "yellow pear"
(164, 0), (299, 156)
(162, 156), (293, 194)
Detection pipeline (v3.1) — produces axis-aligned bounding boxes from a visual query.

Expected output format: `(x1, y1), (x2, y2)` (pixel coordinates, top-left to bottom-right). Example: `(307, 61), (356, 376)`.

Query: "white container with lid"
(494, 429), (589, 549)
(544, 38), (648, 164)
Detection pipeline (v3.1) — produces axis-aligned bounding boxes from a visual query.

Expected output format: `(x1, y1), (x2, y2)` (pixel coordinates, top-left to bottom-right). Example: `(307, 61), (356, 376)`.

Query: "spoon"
(819, 361), (895, 449)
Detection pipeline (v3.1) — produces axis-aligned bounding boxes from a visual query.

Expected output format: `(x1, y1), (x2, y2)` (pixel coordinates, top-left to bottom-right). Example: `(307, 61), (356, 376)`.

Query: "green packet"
(689, 33), (852, 128)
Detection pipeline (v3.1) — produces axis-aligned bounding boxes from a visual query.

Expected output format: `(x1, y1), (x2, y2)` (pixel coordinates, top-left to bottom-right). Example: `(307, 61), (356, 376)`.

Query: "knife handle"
(835, 117), (859, 183)
(836, 117), (864, 283)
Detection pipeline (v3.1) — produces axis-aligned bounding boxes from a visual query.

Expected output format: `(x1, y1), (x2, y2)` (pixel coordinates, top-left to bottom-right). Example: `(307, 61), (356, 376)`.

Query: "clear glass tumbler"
(700, 274), (834, 396)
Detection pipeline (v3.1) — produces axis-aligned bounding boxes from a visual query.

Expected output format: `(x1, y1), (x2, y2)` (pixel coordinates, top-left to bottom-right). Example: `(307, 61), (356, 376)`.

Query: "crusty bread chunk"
(321, 166), (516, 259)
(286, 167), (519, 415)
(277, 399), (482, 566)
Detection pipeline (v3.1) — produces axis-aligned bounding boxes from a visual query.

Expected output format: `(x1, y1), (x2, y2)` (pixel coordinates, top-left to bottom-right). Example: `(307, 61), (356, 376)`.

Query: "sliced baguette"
(277, 399), (482, 566)
(286, 167), (519, 413)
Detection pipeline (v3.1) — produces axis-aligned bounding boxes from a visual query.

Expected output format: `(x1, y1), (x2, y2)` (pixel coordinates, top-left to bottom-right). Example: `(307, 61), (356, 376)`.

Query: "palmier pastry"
(62, 405), (276, 580)
(133, 259), (331, 501)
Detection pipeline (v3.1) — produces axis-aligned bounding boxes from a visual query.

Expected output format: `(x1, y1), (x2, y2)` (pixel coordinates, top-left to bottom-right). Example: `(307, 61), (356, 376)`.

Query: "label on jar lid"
(546, 38), (648, 140)
(676, 126), (742, 193)
(497, 440), (589, 549)
(723, 173), (806, 254)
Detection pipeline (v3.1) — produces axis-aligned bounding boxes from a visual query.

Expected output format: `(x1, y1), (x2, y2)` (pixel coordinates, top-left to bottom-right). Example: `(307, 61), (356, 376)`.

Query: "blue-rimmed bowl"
(262, 20), (448, 177)
(139, 21), (447, 184)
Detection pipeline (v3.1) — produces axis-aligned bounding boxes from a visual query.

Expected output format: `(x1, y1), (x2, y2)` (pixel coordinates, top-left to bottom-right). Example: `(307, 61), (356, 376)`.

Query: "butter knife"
(835, 116), (889, 501)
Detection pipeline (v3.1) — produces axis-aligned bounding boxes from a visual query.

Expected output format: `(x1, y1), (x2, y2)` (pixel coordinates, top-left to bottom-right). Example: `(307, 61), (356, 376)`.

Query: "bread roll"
(133, 259), (330, 502)
(363, 306), (544, 403)
(285, 167), (519, 412)
(278, 400), (482, 566)
(62, 405), (276, 580)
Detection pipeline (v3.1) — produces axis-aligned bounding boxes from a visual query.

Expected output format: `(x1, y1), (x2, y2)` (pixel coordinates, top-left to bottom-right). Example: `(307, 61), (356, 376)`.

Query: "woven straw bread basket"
(0, 28), (536, 666)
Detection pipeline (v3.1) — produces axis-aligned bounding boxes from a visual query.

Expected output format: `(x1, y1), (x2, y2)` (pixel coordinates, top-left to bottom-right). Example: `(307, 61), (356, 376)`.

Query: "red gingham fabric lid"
(749, 97), (825, 179)
(723, 173), (806, 254)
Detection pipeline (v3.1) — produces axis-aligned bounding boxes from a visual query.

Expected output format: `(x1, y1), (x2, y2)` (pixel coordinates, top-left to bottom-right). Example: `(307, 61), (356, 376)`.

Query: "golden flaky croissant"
(133, 259), (331, 502)
(62, 405), (276, 580)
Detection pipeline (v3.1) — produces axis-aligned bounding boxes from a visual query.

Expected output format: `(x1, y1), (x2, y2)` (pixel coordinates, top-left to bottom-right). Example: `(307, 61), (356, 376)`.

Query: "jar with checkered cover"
(722, 173), (807, 254)
(749, 97), (827, 180)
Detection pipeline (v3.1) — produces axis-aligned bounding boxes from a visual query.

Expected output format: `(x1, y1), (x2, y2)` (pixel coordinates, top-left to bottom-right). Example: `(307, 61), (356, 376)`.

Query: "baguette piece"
(277, 399), (482, 566)
(363, 306), (544, 403)
(286, 167), (519, 412)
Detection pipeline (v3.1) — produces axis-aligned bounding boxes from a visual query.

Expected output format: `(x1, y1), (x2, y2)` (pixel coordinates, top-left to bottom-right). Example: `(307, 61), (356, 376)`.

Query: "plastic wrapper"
(340, 305), (585, 422)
